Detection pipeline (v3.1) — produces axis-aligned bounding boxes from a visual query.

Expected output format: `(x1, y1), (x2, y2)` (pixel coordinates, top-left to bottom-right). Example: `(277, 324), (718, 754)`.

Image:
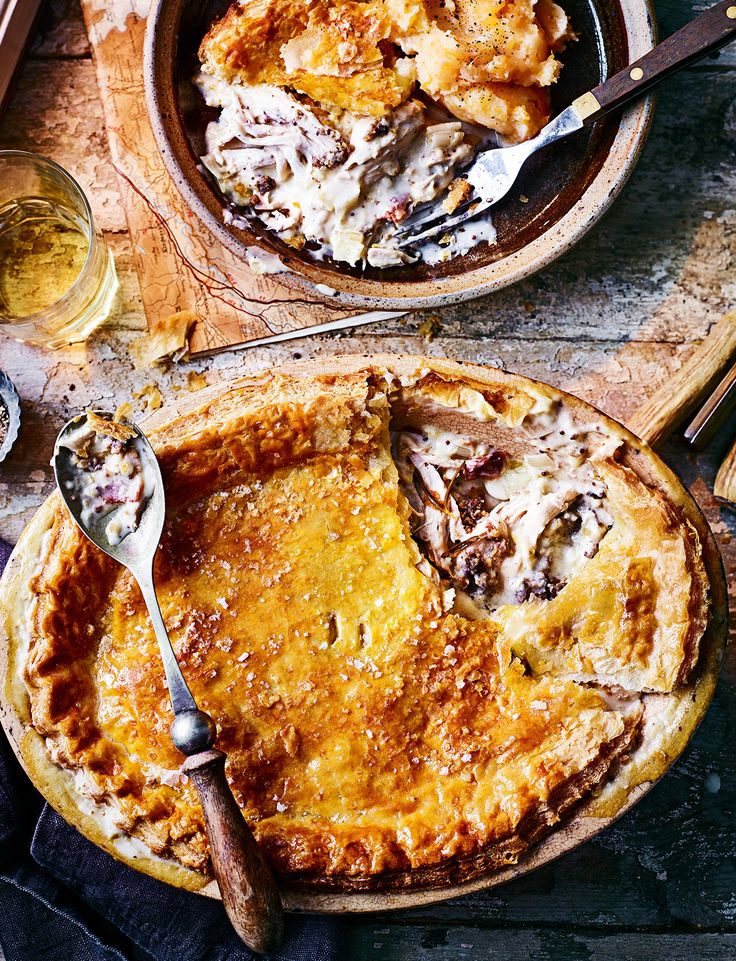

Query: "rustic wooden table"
(0, 1), (734, 958)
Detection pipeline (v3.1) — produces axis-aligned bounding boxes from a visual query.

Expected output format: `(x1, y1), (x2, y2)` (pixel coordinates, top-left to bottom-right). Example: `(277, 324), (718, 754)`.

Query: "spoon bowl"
(53, 411), (165, 574)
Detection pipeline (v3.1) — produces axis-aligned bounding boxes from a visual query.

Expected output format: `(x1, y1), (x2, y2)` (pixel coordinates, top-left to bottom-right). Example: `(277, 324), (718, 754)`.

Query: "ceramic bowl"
(144, 0), (656, 309)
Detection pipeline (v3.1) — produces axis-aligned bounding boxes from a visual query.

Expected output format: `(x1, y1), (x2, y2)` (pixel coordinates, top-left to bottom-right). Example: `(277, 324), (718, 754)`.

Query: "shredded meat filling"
(394, 423), (613, 611)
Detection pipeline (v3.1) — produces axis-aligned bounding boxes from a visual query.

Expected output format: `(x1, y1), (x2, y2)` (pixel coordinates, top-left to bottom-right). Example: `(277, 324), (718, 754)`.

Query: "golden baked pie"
(195, 0), (574, 267)
(0, 358), (725, 901)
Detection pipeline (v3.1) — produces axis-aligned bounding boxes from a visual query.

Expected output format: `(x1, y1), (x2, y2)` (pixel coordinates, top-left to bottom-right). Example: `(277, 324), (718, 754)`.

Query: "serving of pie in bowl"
(0, 357), (726, 911)
(145, 0), (656, 307)
(194, 0), (575, 268)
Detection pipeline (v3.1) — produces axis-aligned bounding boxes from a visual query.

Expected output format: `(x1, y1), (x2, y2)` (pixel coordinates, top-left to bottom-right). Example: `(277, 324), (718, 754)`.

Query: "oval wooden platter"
(0, 356), (728, 914)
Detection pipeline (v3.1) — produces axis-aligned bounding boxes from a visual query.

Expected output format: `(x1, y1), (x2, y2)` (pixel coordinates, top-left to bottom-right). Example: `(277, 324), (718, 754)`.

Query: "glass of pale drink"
(0, 151), (118, 347)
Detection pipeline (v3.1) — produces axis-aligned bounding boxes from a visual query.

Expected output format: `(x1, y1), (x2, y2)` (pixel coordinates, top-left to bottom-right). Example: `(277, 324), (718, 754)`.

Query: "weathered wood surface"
(344, 930), (736, 960)
(0, 2), (735, 959)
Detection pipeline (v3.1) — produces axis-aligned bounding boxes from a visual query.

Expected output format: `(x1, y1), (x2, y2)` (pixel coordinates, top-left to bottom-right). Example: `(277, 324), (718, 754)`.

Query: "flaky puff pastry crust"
(199, 0), (574, 139)
(0, 358), (726, 902)
(496, 456), (708, 692)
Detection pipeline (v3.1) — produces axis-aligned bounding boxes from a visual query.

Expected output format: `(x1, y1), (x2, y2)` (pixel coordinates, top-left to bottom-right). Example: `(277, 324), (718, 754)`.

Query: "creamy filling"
(393, 411), (613, 612)
(57, 420), (154, 546)
(197, 76), (496, 267)
(71, 767), (170, 862)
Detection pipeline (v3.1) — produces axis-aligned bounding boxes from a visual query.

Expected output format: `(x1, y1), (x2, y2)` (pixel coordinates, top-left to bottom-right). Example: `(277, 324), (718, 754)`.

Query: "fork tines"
(394, 197), (493, 249)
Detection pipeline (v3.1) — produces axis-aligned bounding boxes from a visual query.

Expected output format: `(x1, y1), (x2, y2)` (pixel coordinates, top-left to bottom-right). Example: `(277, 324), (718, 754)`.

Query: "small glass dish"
(0, 151), (119, 348)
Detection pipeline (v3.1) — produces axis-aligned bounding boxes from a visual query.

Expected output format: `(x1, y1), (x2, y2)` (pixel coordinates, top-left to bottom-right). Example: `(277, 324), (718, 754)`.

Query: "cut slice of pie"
(0, 357), (724, 899)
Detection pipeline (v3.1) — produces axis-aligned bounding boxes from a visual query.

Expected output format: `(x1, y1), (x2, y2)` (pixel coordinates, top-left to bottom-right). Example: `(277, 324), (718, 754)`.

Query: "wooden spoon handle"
(182, 749), (284, 955)
(628, 312), (736, 447)
(715, 439), (736, 505)
(574, 1), (736, 123)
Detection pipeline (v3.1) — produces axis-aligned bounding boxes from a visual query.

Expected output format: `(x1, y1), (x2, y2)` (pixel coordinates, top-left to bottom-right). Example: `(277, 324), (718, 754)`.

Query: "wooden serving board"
(77, 0), (400, 355)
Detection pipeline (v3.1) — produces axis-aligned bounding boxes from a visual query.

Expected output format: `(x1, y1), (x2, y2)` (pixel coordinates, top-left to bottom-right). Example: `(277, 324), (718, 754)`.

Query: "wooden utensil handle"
(182, 750), (284, 955)
(575, 1), (736, 123)
(628, 312), (736, 447)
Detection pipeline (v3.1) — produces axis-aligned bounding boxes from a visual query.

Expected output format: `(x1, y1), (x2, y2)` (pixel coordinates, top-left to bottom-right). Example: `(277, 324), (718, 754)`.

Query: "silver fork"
(394, 0), (736, 249)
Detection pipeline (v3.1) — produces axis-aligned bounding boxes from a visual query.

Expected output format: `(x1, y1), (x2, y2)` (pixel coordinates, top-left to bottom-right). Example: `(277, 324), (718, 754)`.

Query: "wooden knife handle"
(574, 1), (736, 123)
(628, 312), (736, 447)
(182, 750), (284, 955)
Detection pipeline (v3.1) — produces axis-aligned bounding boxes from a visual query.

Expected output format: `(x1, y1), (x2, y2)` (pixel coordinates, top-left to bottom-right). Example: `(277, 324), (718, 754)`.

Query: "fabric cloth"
(0, 539), (344, 961)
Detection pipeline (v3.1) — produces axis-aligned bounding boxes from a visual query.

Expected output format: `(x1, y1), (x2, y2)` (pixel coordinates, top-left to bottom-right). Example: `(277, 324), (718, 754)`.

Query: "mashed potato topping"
(198, 0), (573, 266)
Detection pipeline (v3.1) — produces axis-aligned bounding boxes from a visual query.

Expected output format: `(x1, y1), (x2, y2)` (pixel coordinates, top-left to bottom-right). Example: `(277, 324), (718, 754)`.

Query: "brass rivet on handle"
(728, 5), (736, 18)
(630, 66), (644, 81)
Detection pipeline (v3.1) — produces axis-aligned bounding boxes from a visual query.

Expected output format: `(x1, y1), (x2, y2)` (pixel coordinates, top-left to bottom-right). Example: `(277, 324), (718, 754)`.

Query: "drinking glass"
(0, 151), (118, 348)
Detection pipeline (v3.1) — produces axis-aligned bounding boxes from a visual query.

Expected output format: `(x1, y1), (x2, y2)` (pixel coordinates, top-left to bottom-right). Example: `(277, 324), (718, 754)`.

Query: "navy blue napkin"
(0, 540), (344, 961)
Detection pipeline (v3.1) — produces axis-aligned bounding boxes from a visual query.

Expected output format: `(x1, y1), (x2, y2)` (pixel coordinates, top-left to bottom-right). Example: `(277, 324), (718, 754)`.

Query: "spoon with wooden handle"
(52, 410), (284, 956)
